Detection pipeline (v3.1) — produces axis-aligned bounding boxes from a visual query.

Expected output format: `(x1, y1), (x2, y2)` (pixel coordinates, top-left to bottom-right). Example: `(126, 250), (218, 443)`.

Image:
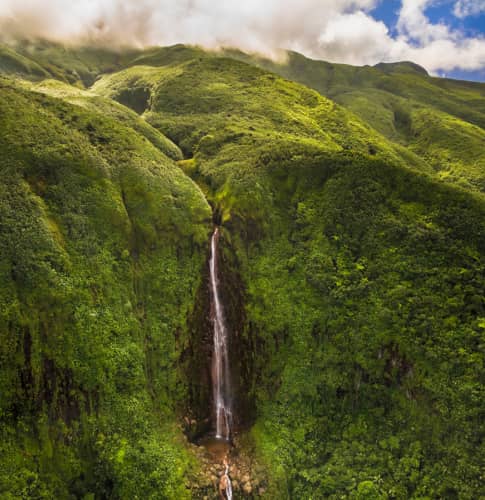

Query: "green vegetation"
(0, 41), (134, 86)
(0, 44), (50, 79)
(245, 51), (485, 193)
(0, 76), (211, 498)
(0, 41), (484, 498)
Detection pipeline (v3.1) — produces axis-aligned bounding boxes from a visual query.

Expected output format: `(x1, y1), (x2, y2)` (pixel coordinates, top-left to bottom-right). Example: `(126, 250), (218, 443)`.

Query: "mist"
(0, 0), (484, 73)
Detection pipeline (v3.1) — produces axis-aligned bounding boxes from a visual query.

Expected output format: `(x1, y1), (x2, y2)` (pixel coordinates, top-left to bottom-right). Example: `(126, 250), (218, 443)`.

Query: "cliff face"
(0, 43), (484, 499)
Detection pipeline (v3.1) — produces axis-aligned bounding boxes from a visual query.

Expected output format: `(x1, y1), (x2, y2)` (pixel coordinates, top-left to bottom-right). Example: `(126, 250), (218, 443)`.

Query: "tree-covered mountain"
(0, 41), (484, 499)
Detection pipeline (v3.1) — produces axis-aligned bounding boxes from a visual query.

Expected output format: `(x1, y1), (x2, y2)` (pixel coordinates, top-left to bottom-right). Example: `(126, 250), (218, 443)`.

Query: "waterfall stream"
(209, 227), (233, 441)
(209, 227), (233, 499)
(223, 462), (233, 500)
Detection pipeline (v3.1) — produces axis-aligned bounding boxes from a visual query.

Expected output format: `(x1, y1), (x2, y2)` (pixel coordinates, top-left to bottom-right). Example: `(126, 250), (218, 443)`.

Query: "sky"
(0, 0), (484, 81)
(372, 0), (485, 80)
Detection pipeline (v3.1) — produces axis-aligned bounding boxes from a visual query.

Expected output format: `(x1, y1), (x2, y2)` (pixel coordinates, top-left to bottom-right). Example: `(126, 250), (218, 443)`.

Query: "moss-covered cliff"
(0, 76), (212, 498)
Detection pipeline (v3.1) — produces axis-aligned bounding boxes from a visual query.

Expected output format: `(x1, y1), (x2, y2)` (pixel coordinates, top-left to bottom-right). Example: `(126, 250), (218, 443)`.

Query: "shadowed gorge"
(0, 41), (484, 499)
(183, 224), (254, 445)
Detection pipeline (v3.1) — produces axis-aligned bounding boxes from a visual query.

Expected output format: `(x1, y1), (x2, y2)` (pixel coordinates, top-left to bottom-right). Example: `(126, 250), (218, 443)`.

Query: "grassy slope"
(223, 49), (485, 195)
(0, 44), (50, 79)
(93, 52), (485, 498)
(0, 41), (136, 86)
(25, 78), (183, 161)
(0, 76), (211, 498)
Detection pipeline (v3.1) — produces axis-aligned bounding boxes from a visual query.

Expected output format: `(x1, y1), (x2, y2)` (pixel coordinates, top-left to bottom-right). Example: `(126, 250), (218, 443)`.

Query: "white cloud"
(389, 37), (485, 72)
(317, 12), (391, 65)
(0, 0), (484, 75)
(0, 0), (379, 52)
(454, 0), (485, 18)
(392, 0), (485, 72)
(397, 0), (454, 44)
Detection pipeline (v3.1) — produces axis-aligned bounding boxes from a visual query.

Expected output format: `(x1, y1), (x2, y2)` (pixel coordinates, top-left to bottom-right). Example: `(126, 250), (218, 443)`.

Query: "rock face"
(184, 226), (256, 442)
(189, 436), (268, 498)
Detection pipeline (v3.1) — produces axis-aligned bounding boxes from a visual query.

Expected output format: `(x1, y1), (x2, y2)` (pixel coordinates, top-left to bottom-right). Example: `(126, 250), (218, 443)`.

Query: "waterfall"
(209, 227), (234, 500)
(209, 227), (233, 441)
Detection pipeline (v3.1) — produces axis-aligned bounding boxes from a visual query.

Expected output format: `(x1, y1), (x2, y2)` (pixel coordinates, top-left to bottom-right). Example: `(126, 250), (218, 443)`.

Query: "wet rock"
(255, 465), (265, 475)
(243, 482), (252, 495)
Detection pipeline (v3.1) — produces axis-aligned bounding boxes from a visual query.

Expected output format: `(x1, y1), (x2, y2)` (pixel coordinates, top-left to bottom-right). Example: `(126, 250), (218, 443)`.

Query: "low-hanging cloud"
(0, 0), (484, 74)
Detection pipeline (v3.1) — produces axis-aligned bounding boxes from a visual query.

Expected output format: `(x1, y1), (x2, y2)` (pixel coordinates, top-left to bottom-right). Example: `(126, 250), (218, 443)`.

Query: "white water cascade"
(223, 462), (233, 500)
(209, 227), (233, 441)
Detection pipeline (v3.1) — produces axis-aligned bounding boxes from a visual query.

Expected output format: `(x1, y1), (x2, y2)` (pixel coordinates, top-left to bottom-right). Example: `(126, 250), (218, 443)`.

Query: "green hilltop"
(0, 41), (484, 499)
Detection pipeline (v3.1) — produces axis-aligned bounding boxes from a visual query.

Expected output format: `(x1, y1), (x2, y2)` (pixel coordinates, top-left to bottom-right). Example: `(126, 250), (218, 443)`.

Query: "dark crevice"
(113, 86), (151, 115)
(183, 223), (256, 442)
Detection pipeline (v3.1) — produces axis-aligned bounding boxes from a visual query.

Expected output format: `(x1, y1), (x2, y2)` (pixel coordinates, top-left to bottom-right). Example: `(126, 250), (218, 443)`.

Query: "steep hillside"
(0, 76), (211, 498)
(226, 49), (485, 194)
(0, 42), (484, 499)
(0, 41), (132, 86)
(229, 50), (485, 130)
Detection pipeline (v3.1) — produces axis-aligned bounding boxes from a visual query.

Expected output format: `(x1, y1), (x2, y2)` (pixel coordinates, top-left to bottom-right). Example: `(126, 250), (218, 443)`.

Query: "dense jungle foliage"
(0, 41), (484, 499)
